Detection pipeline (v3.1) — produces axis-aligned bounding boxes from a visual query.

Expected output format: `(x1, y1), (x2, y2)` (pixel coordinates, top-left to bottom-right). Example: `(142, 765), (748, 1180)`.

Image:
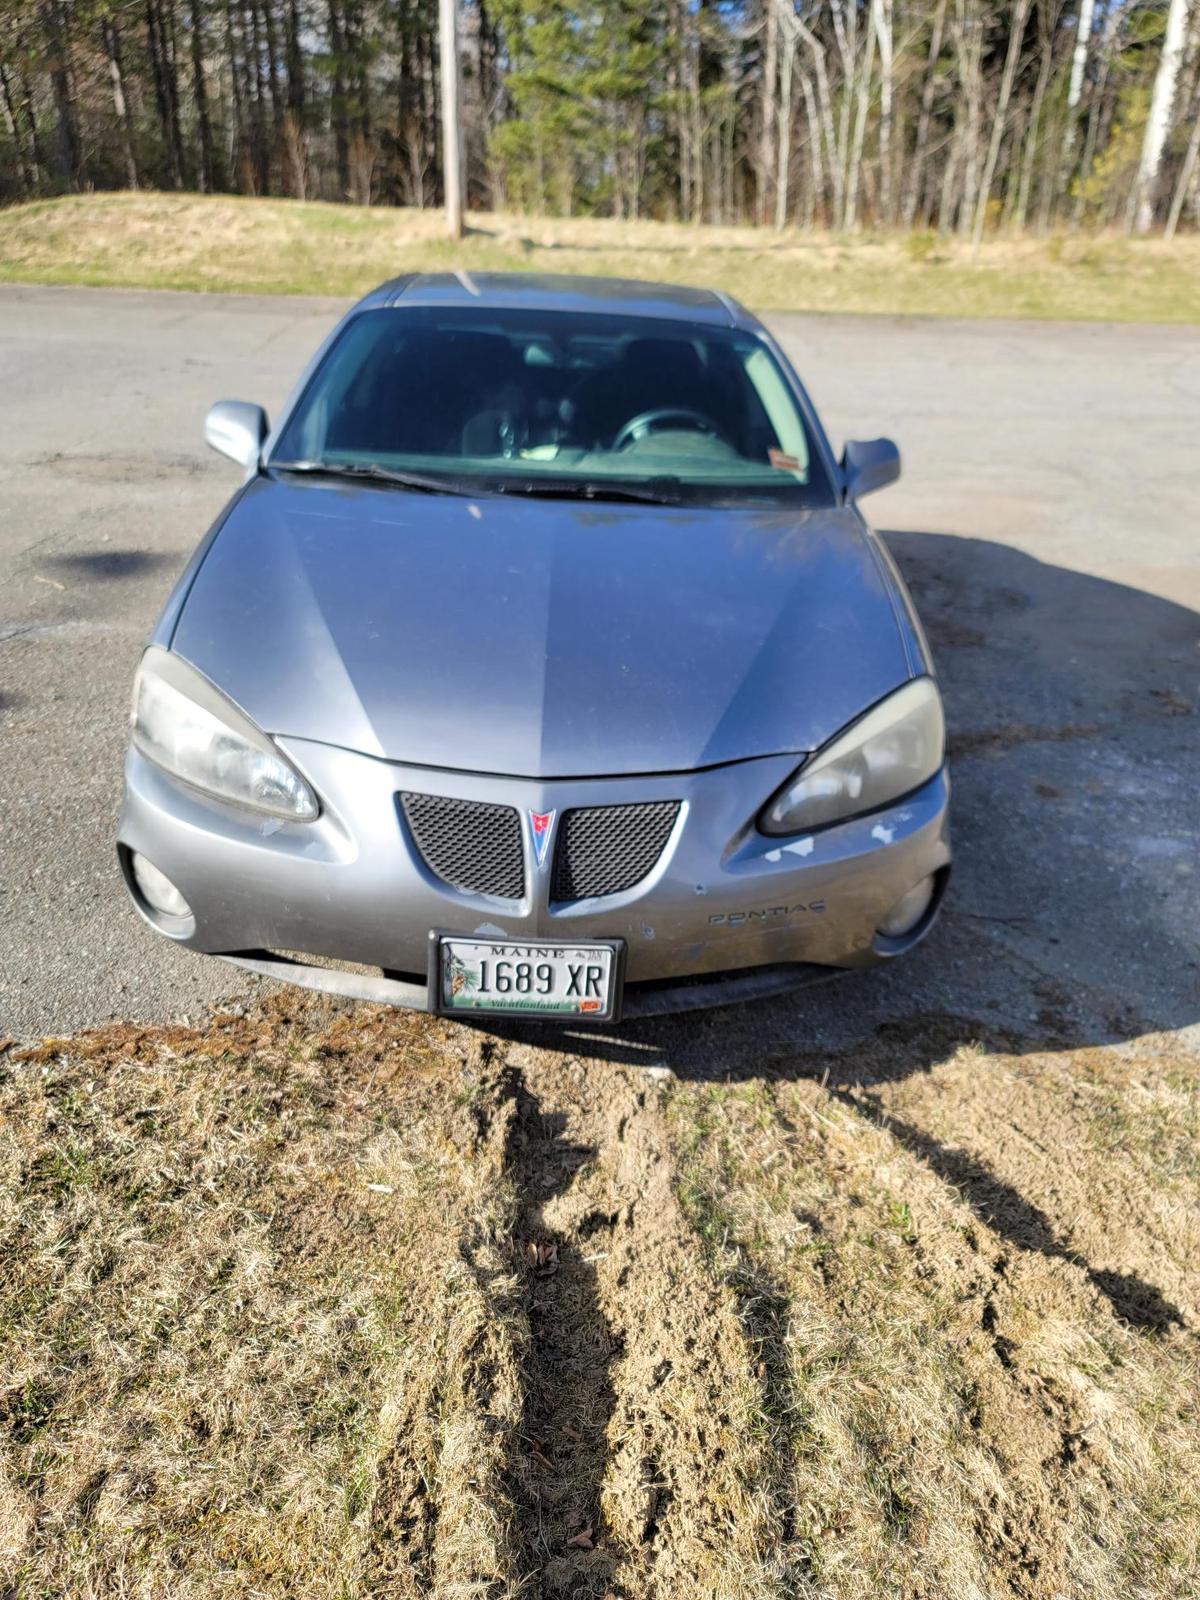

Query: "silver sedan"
(117, 272), (950, 1022)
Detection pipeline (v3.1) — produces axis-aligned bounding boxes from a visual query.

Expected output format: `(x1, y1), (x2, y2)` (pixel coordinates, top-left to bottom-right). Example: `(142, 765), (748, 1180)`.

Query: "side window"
(279, 316), (387, 460)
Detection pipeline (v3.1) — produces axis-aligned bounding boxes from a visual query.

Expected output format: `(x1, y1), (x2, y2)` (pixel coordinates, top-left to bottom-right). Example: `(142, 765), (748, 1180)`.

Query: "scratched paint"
(764, 836), (814, 863)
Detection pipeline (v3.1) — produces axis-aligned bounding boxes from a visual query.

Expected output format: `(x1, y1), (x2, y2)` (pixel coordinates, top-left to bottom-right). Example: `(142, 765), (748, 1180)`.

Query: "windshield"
(271, 306), (834, 507)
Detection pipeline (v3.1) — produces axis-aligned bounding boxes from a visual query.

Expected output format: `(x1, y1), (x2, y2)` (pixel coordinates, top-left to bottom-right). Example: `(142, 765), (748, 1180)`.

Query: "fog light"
(878, 874), (935, 938)
(130, 852), (191, 919)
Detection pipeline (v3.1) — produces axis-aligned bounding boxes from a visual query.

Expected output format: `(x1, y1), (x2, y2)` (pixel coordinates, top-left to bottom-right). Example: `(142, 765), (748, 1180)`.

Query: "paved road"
(2, 285), (1198, 1046)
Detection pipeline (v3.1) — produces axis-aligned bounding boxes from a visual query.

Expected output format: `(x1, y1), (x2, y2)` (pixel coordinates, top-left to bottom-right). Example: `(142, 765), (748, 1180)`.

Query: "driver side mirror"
(842, 437), (901, 500)
(205, 400), (269, 470)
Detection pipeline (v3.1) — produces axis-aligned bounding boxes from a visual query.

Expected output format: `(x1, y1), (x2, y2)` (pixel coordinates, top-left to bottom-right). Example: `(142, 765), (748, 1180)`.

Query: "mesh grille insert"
(400, 792), (524, 899)
(551, 801), (681, 902)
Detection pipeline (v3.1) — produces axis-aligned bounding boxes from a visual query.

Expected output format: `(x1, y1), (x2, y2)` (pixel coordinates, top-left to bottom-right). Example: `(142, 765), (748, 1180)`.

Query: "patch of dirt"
(1147, 688), (1195, 715)
(947, 722), (1103, 757)
(3, 999), (1198, 1599)
(28, 451), (210, 482)
(371, 1040), (786, 1600)
(361, 1069), (526, 1598)
(664, 1027), (1200, 1600)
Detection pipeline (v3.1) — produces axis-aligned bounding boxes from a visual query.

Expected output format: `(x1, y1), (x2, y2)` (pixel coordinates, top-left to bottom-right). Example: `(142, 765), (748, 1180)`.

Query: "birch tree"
(871, 0), (894, 222)
(972, 0), (1033, 242)
(902, 0), (949, 226)
(1165, 80), (1200, 235)
(1133, 0), (1190, 232)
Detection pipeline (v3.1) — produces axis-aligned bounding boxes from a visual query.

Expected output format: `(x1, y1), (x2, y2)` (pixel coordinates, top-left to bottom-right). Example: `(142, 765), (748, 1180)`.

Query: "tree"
(972, 0), (1033, 243)
(98, 6), (140, 190)
(0, 0), (1195, 235)
(39, 0), (85, 188)
(1165, 77), (1200, 235)
(1133, 0), (1189, 232)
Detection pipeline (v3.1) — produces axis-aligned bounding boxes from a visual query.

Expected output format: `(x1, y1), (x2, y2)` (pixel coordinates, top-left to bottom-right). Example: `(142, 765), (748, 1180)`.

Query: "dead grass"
(1, 191), (1199, 321)
(669, 1030), (1200, 1599)
(0, 1001), (518, 1598)
(2, 999), (1198, 1598)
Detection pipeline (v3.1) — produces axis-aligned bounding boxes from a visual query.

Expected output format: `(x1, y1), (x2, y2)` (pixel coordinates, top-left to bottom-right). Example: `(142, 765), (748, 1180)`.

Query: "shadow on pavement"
(486, 527), (1200, 1074)
(46, 548), (177, 582)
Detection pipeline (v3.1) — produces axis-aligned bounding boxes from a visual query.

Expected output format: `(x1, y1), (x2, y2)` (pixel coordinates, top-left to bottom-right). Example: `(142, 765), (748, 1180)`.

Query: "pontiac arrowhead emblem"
(528, 809), (555, 869)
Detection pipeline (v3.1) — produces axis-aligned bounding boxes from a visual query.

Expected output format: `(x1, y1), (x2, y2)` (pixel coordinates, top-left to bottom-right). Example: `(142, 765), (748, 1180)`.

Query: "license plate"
(430, 934), (624, 1021)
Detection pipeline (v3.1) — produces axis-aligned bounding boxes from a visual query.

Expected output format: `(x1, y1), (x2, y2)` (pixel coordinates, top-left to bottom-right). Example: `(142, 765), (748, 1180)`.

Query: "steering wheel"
(612, 407), (723, 452)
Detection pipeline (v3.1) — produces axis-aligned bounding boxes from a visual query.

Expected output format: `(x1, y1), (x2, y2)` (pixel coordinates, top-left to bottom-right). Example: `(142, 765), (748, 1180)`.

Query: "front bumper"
(116, 737), (951, 1017)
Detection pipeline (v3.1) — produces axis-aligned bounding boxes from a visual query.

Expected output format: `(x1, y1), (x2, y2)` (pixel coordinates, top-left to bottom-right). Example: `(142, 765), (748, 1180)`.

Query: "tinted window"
(272, 306), (833, 506)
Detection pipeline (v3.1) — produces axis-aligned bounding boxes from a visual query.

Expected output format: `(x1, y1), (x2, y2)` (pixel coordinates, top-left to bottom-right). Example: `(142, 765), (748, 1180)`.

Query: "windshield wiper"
(273, 461), (685, 506)
(491, 477), (684, 506)
(271, 460), (471, 496)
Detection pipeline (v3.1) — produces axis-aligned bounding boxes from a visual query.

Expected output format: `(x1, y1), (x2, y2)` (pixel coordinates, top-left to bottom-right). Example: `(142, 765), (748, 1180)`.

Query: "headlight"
(760, 678), (944, 835)
(132, 646), (318, 820)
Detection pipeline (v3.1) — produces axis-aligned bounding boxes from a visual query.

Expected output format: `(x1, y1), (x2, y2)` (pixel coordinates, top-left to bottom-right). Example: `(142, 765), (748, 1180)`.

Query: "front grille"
(400, 792), (524, 899)
(551, 801), (681, 902)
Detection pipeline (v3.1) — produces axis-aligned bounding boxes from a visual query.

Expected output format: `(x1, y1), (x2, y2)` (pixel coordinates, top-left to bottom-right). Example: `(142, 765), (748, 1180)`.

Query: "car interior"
(300, 310), (813, 482)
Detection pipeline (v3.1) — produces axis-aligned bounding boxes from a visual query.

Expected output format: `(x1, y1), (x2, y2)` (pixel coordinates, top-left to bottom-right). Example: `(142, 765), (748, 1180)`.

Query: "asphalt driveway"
(1, 285), (1198, 1046)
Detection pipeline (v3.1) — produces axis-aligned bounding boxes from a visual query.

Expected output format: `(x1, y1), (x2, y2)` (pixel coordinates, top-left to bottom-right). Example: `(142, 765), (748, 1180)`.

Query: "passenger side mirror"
(842, 437), (901, 500)
(205, 400), (269, 470)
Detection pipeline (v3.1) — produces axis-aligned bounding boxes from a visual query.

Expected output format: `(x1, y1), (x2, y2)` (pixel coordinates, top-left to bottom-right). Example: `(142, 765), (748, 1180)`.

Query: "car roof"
(353, 270), (759, 330)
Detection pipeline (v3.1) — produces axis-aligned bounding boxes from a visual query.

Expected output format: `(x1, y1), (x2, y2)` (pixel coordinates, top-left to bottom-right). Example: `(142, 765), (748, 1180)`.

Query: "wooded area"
(1, 2), (1197, 236)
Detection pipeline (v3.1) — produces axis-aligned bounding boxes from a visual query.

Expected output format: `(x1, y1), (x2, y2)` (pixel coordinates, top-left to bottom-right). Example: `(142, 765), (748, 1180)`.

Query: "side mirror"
(842, 437), (901, 500)
(205, 400), (269, 470)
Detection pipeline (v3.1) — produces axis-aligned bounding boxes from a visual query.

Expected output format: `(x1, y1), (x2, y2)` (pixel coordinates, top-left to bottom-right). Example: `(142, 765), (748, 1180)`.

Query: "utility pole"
(439, 0), (464, 239)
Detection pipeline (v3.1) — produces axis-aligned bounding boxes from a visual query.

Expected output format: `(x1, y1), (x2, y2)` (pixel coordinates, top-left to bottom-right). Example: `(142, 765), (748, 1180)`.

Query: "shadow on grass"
(486, 528), (1200, 1338)
(835, 1092), (1187, 1334)
(502, 1063), (620, 1591)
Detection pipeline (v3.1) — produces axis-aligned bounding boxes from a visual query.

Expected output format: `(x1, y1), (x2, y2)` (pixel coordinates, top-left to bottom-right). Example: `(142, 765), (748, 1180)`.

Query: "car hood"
(171, 476), (911, 778)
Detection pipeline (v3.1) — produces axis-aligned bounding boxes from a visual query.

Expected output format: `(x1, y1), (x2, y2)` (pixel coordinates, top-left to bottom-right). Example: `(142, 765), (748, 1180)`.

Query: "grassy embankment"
(2, 998), (1197, 1598)
(2, 191), (1199, 320)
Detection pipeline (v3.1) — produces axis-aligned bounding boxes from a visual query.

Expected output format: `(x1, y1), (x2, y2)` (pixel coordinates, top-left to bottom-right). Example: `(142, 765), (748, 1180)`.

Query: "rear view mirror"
(205, 400), (269, 470)
(842, 437), (901, 500)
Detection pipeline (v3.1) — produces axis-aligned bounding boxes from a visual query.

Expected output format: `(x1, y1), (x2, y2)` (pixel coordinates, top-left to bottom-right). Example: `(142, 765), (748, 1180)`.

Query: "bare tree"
(40, 0), (85, 189)
(795, 12), (845, 224)
(902, 0), (949, 227)
(1133, 0), (1189, 233)
(0, 0), (1196, 239)
(101, 14), (140, 190)
(190, 1), (216, 192)
(872, 0), (895, 223)
(1059, 0), (1096, 177)
(1165, 79), (1200, 237)
(949, 0), (985, 234)
(758, 0), (777, 225)
(775, 13), (795, 227)
(843, 0), (877, 228)
(973, 0), (1033, 242)
(0, 56), (35, 193)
